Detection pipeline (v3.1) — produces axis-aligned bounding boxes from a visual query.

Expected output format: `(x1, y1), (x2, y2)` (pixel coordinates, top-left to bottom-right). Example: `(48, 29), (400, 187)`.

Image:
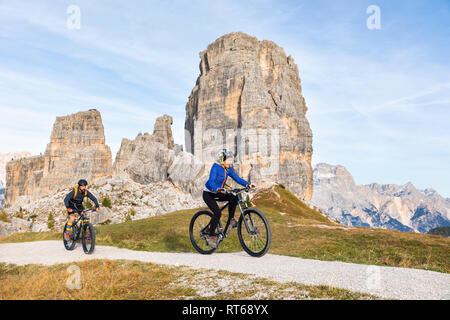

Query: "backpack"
(73, 186), (87, 199)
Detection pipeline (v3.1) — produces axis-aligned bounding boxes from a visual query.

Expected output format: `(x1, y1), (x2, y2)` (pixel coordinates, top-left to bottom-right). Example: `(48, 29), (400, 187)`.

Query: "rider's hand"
(220, 189), (227, 194)
(67, 208), (72, 213)
(96, 206), (101, 211)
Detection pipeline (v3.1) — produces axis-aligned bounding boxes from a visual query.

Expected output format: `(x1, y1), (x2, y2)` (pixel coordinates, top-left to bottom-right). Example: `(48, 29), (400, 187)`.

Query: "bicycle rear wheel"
(238, 208), (271, 257)
(189, 210), (217, 255)
(82, 223), (95, 254)
(63, 223), (77, 251)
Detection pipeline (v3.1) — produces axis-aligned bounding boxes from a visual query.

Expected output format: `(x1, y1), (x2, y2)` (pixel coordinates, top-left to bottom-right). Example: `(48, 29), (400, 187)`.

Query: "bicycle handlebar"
(220, 185), (255, 194)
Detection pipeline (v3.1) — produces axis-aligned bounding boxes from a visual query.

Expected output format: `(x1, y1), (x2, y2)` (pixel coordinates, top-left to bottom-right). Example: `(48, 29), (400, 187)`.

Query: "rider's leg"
(65, 213), (75, 237)
(226, 194), (238, 220)
(225, 194), (238, 227)
(202, 191), (222, 236)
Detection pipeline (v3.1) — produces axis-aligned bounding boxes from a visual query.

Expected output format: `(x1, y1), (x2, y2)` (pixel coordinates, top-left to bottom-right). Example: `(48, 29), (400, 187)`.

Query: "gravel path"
(0, 240), (448, 300)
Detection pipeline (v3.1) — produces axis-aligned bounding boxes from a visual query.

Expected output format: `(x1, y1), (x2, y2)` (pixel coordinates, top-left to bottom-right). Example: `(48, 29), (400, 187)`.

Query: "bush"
(84, 198), (93, 209)
(98, 219), (111, 225)
(0, 210), (10, 223)
(246, 195), (252, 207)
(16, 207), (24, 219)
(47, 212), (55, 230)
(102, 196), (112, 209)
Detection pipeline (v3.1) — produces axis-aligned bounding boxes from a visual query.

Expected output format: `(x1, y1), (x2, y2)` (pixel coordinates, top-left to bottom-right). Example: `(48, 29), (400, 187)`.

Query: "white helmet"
(217, 149), (234, 162)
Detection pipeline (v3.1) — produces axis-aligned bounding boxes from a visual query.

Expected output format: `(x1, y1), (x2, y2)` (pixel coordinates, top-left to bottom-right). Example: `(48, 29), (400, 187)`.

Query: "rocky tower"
(114, 115), (177, 184)
(114, 115), (207, 194)
(5, 109), (113, 205)
(185, 32), (313, 200)
(152, 114), (175, 149)
(0, 152), (32, 208)
(4, 156), (45, 205)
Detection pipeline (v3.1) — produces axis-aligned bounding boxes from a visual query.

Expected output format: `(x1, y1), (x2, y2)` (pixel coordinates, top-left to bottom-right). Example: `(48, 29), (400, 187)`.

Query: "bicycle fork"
(242, 212), (258, 235)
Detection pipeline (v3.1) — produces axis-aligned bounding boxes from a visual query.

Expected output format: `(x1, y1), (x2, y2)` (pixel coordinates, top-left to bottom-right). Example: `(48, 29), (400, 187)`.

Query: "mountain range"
(310, 163), (450, 233)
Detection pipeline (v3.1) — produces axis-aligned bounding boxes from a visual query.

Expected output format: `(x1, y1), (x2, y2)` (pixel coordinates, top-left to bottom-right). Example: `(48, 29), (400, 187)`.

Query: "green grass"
(1, 185), (449, 273)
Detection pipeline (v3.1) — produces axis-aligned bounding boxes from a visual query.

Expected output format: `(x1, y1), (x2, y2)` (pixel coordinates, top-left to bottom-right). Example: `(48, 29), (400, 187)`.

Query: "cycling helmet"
(78, 179), (88, 187)
(217, 149), (234, 163)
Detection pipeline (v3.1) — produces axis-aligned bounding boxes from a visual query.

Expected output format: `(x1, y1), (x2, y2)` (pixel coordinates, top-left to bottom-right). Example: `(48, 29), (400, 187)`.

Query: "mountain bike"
(63, 208), (96, 254)
(189, 187), (271, 257)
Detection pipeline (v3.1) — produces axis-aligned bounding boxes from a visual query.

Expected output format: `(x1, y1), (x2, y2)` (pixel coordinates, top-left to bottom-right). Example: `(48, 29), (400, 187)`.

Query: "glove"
(96, 206), (101, 211)
(67, 208), (72, 213)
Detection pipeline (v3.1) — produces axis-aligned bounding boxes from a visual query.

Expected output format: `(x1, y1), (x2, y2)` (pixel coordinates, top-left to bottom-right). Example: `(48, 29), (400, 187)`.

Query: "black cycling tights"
(202, 191), (238, 236)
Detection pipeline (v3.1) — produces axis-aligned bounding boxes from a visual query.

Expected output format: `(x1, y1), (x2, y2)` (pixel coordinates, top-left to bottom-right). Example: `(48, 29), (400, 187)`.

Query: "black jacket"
(64, 186), (99, 211)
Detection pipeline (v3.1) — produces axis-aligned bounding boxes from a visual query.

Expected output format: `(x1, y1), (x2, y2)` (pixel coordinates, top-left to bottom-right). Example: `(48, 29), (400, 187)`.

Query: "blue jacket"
(205, 163), (248, 192)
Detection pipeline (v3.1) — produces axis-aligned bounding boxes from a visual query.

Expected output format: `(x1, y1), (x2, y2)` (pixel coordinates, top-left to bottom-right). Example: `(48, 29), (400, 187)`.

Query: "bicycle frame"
(69, 209), (95, 240)
(214, 188), (256, 241)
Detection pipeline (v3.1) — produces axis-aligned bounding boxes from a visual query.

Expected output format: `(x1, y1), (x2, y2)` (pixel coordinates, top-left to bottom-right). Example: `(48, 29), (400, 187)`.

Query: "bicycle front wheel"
(238, 208), (271, 257)
(63, 223), (77, 251)
(189, 210), (216, 255)
(82, 223), (95, 254)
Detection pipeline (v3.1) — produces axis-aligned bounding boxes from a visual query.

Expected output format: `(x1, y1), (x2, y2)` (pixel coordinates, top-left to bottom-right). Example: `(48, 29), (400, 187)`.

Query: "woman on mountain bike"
(203, 149), (253, 248)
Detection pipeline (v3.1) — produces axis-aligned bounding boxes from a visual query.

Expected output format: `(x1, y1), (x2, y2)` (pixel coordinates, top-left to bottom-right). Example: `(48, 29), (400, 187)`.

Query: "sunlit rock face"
(0, 152), (32, 209)
(185, 32), (313, 200)
(5, 110), (113, 206)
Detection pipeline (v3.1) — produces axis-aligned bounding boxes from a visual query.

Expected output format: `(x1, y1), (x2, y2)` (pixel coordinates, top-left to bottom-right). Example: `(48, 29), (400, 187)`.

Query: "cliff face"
(311, 163), (450, 233)
(185, 32), (313, 200)
(4, 110), (113, 206)
(0, 152), (32, 209)
(4, 156), (45, 206)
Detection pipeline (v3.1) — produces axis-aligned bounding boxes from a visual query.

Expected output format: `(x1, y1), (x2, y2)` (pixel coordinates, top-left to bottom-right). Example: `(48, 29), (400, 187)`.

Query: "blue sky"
(0, 0), (449, 196)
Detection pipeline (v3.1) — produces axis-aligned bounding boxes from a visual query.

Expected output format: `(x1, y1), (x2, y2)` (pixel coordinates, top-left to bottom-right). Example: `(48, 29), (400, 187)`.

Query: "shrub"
(16, 208), (24, 219)
(0, 210), (10, 223)
(102, 196), (112, 209)
(98, 219), (111, 225)
(84, 198), (93, 209)
(47, 212), (55, 230)
(246, 195), (252, 208)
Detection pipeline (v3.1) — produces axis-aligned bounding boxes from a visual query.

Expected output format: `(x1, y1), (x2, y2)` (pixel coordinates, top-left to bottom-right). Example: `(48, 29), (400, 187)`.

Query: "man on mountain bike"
(63, 179), (100, 240)
(203, 149), (254, 248)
